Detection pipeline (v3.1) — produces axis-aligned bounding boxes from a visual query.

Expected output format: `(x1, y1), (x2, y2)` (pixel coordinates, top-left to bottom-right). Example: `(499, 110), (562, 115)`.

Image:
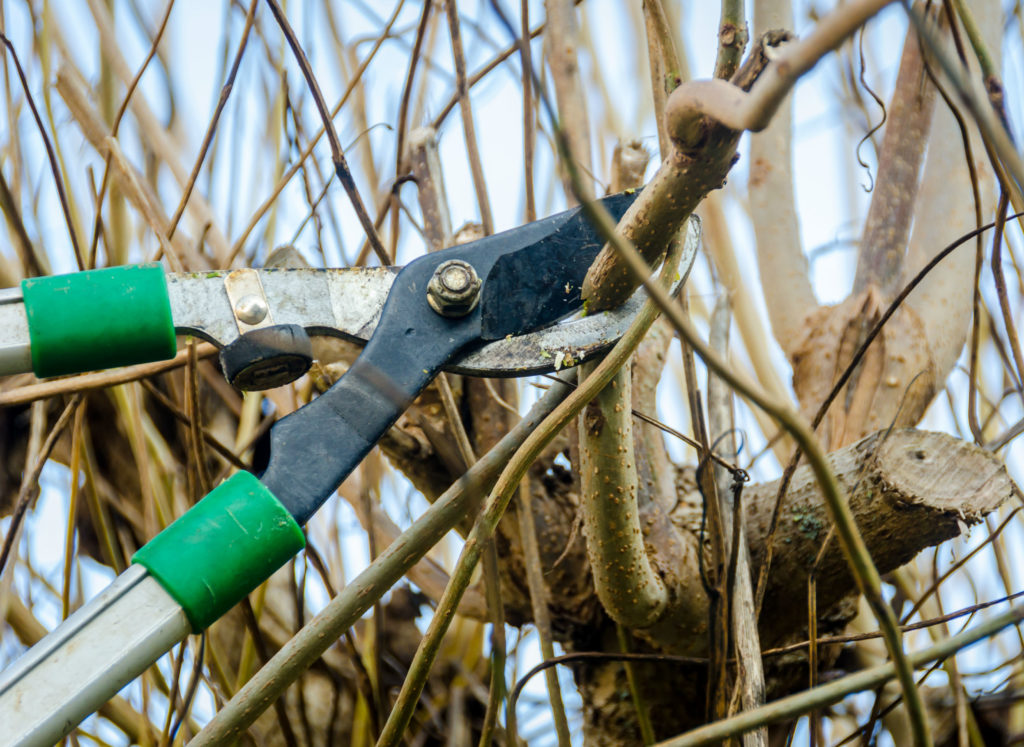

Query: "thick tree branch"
(565, 427), (1013, 741)
(736, 429), (1011, 644)
(545, 0), (594, 201)
(578, 143), (667, 630)
(582, 31), (788, 312)
(748, 0), (816, 360)
(904, 0), (1000, 385)
(854, 22), (937, 297)
(707, 298), (766, 747)
(579, 359), (668, 628)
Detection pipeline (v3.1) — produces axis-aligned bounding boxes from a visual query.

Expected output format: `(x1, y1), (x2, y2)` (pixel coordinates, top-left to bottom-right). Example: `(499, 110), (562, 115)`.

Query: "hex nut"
(427, 259), (482, 317)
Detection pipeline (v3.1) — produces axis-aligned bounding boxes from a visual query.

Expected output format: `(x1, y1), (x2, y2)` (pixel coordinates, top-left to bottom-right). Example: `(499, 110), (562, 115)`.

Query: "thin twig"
(0, 344), (218, 408)
(263, 0), (390, 265)
(87, 0), (177, 268)
(657, 606), (1024, 747)
(166, 0), (257, 250)
(0, 33), (84, 269)
(445, 0), (494, 234)
(0, 395), (83, 577)
(228, 2), (403, 265)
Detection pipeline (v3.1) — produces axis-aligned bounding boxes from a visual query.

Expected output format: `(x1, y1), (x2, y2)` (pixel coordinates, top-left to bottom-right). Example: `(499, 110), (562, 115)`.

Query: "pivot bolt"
(427, 259), (481, 317)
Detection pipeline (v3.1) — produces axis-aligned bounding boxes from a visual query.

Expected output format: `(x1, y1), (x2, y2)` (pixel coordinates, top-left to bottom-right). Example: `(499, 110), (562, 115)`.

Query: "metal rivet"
(427, 259), (481, 317)
(235, 294), (269, 325)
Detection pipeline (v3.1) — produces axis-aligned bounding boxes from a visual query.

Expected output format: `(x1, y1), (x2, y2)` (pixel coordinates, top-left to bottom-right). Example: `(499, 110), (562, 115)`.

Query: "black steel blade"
(478, 190), (638, 340)
(260, 189), (640, 525)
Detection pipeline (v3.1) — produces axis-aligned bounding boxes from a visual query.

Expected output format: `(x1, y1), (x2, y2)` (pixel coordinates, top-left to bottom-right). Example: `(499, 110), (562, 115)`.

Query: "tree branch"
(707, 298), (766, 747)
(545, 0), (594, 202)
(577, 144), (668, 629)
(665, 0), (894, 139)
(748, 0), (816, 360)
(582, 30), (788, 312)
(854, 20), (937, 297)
(903, 0), (1000, 385)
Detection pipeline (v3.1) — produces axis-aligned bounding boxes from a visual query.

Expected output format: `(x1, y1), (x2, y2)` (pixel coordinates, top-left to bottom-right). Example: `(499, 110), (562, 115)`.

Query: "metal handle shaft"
(0, 566), (190, 746)
(0, 286), (31, 375)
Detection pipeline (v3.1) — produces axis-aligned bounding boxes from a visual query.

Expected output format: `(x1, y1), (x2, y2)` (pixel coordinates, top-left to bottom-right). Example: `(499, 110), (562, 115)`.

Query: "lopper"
(0, 190), (697, 745)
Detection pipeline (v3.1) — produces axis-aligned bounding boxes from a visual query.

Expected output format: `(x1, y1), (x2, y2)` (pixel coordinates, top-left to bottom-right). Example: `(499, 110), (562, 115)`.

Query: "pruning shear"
(0, 190), (697, 745)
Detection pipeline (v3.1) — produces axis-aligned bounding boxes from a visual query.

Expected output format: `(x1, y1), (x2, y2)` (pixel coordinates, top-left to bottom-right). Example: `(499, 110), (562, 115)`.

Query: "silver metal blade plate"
(167, 217), (699, 377)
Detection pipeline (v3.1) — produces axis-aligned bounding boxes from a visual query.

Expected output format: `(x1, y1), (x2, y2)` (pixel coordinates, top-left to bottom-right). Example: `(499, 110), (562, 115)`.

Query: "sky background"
(2, 1), (1023, 744)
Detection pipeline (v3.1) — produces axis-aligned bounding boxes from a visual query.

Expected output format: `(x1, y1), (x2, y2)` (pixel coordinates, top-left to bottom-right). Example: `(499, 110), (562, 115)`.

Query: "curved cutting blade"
(478, 190), (638, 339)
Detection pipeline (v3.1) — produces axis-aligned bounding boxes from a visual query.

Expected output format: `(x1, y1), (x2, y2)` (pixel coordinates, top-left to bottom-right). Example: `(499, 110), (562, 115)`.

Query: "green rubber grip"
(22, 264), (176, 378)
(132, 472), (306, 632)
